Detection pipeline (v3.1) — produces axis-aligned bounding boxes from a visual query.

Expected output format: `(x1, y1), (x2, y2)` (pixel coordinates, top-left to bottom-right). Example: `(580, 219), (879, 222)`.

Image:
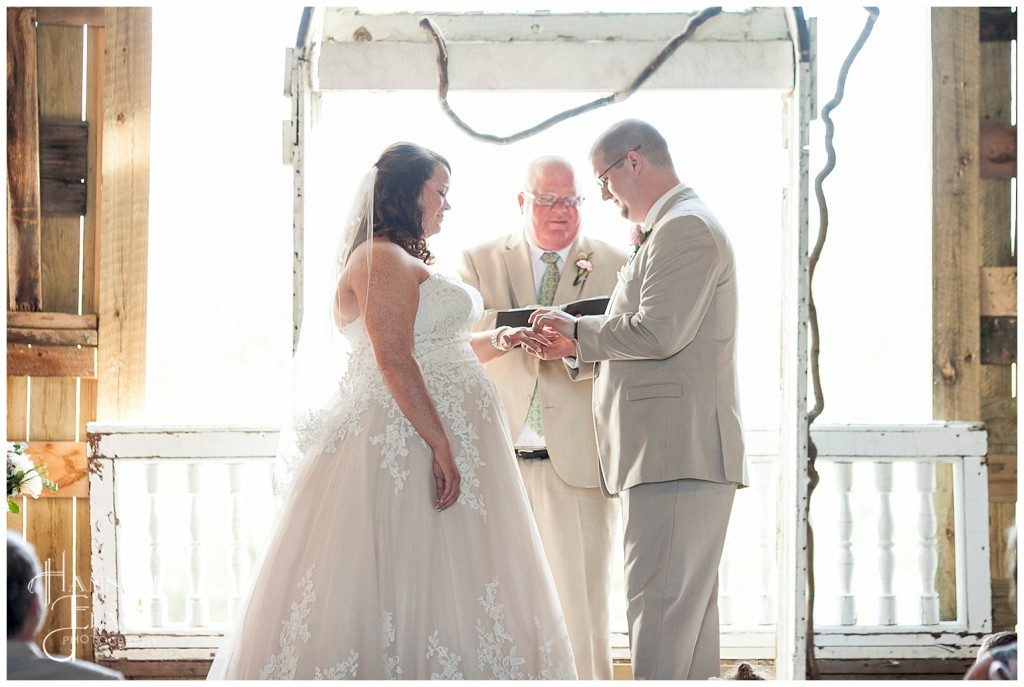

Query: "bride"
(207, 142), (576, 680)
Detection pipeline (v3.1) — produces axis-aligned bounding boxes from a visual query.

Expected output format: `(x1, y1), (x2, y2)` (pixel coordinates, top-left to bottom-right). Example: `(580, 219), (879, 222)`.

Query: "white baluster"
(835, 461), (856, 625)
(187, 462), (209, 627)
(875, 461), (897, 625)
(916, 462), (940, 624)
(719, 543), (733, 626)
(146, 462), (166, 627)
(228, 463), (248, 619)
(756, 461), (775, 625)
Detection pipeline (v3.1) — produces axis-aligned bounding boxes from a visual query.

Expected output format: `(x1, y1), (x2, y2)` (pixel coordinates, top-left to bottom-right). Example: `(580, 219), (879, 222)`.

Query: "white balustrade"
(874, 462), (897, 625)
(88, 422), (991, 666)
(916, 462), (940, 624)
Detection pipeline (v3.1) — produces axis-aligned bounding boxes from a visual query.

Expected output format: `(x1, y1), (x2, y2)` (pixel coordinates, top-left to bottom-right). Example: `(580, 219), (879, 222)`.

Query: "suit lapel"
(501, 233), (538, 308)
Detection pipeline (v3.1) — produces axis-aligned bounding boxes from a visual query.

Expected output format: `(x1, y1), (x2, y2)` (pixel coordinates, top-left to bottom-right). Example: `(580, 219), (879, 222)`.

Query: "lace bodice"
(341, 272), (483, 366)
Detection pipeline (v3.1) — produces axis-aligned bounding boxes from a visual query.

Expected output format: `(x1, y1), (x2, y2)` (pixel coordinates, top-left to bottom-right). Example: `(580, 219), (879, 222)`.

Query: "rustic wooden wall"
(931, 6), (1017, 631)
(6, 6), (151, 665)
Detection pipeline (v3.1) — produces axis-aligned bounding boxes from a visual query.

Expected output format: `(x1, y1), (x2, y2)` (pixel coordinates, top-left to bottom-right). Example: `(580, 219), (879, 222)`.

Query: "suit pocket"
(625, 383), (682, 401)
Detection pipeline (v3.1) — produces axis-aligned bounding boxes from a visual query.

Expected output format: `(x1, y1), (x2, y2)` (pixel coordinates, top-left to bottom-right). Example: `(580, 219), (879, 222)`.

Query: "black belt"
(515, 449), (549, 460)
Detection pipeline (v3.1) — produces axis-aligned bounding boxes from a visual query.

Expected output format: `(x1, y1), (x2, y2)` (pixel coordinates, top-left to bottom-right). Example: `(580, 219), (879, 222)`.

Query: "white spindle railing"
(916, 462), (940, 625)
(88, 422), (991, 666)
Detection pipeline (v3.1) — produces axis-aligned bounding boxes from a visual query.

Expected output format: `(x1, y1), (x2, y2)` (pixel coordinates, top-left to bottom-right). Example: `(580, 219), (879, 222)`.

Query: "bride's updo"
(373, 142), (450, 265)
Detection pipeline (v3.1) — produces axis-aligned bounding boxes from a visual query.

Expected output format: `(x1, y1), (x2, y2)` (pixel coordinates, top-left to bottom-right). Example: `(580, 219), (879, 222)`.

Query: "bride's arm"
(348, 241), (460, 511)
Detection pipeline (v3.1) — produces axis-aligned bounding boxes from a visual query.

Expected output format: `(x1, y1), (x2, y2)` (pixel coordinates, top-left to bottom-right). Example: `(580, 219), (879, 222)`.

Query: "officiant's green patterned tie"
(526, 252), (560, 436)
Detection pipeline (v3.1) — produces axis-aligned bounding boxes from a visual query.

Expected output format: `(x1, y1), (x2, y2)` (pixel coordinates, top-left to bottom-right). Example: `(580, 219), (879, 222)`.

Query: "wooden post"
(98, 8), (151, 421)
(978, 10), (1017, 632)
(931, 7), (981, 622)
(7, 8), (43, 312)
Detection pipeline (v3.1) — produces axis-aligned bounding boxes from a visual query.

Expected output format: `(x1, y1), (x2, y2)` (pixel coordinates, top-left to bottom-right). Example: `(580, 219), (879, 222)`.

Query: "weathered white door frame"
(284, 7), (813, 679)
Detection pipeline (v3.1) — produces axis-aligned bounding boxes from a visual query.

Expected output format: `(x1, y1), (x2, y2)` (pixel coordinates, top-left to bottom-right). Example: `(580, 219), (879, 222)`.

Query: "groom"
(531, 119), (748, 680)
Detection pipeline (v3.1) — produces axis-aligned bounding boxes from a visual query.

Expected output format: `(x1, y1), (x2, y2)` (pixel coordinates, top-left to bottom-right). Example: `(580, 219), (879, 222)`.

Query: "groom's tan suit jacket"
(457, 231), (626, 487)
(573, 186), (748, 494)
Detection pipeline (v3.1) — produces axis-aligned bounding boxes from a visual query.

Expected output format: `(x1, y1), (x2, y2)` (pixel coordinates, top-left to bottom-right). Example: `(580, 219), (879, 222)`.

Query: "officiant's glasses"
(597, 144), (642, 191)
(522, 191), (584, 208)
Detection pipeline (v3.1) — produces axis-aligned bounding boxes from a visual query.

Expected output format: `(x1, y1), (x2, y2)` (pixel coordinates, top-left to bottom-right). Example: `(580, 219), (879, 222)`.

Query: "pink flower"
(629, 224), (644, 247)
(573, 252), (594, 286)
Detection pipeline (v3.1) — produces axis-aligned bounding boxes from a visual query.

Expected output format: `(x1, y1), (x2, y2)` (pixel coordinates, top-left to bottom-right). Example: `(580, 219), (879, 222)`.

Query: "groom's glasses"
(522, 191), (584, 208)
(596, 144), (642, 190)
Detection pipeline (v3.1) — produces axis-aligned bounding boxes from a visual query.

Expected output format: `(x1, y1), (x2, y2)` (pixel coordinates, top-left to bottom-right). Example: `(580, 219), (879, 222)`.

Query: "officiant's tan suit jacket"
(457, 231), (627, 487)
(573, 186), (748, 494)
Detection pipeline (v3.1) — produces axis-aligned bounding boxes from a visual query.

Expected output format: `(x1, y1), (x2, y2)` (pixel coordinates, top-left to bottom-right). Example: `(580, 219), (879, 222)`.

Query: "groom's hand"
(524, 308), (578, 360)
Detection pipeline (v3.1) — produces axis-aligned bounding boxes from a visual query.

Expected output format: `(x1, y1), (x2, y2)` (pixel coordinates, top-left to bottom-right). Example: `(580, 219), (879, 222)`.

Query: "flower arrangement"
(7, 442), (57, 514)
(573, 252), (594, 286)
(629, 224), (652, 260)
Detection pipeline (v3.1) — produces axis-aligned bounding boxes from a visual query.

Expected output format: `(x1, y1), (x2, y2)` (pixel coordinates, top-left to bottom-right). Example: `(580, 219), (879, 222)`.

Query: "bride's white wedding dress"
(208, 272), (576, 680)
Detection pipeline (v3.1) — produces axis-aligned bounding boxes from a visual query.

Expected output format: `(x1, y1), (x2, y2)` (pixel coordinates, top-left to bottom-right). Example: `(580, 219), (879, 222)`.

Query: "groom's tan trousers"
(620, 478), (736, 680)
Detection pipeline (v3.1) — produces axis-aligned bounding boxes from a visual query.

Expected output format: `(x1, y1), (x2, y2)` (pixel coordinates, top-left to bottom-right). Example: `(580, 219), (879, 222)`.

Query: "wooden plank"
(26, 498), (76, 658)
(7, 7), (44, 312)
(9, 312), (98, 329)
(932, 7), (982, 420)
(75, 497), (94, 661)
(980, 396), (1016, 451)
(37, 22), (84, 316)
(979, 7), (1017, 41)
(98, 8), (150, 421)
(979, 121), (1016, 179)
(979, 266), (1016, 316)
(985, 454), (1016, 501)
(24, 441), (88, 498)
(931, 7), (981, 624)
(8, 344), (97, 379)
(9, 328), (98, 346)
(8, 376), (29, 441)
(83, 25), (103, 320)
(979, 316), (1016, 364)
(35, 7), (107, 27)
(39, 119), (89, 216)
(96, 659), (211, 679)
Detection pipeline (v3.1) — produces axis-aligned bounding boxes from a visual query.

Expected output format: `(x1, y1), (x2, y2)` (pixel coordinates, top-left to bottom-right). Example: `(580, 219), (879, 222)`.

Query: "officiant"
(456, 155), (627, 680)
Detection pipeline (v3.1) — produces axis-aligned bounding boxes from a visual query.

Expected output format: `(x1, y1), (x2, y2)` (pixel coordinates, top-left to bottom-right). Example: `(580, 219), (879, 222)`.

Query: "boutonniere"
(629, 224), (652, 261)
(573, 252), (594, 286)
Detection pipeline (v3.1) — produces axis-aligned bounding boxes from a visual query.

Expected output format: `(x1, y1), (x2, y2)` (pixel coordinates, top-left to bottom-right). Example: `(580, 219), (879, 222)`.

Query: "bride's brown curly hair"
(372, 142), (450, 265)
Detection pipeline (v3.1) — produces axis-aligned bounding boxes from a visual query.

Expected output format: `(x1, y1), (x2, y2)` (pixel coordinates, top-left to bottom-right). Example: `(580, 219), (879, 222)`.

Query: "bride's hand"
(432, 443), (461, 511)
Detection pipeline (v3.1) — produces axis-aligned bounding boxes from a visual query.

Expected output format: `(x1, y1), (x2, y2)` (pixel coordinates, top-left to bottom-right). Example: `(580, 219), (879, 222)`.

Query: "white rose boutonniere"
(573, 252), (594, 286)
(7, 442), (57, 513)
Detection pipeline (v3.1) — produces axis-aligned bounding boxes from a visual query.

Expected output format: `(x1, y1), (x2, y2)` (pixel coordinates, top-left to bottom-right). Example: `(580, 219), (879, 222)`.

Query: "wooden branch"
(7, 343), (96, 378)
(25, 441), (88, 498)
(40, 119), (89, 216)
(979, 120), (1016, 179)
(419, 7), (723, 145)
(7, 7), (44, 311)
(979, 266), (1016, 316)
(35, 7), (107, 27)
